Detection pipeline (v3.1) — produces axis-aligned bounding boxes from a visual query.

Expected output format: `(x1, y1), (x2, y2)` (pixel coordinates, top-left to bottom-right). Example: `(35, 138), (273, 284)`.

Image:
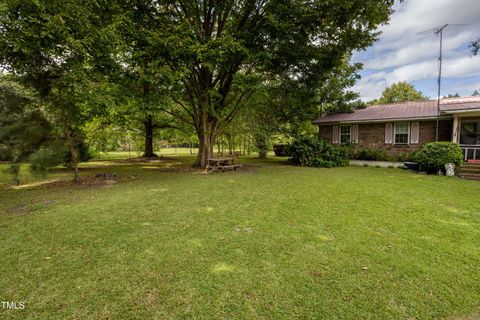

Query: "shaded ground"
(1, 155), (479, 319)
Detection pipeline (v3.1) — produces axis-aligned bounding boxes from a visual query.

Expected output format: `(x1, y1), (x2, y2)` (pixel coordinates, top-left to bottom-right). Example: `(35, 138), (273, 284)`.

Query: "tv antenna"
(418, 24), (467, 141)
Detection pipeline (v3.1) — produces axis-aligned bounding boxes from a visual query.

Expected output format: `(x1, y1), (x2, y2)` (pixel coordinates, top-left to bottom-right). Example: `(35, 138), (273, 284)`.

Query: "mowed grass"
(93, 148), (199, 160)
(1, 156), (480, 319)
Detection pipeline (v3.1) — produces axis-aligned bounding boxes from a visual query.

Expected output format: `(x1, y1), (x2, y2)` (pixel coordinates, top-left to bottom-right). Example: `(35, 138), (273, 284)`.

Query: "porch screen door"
(460, 121), (480, 145)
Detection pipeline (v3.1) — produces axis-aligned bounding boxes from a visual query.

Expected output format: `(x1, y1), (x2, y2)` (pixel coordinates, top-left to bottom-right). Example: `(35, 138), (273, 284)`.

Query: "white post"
(452, 115), (461, 143)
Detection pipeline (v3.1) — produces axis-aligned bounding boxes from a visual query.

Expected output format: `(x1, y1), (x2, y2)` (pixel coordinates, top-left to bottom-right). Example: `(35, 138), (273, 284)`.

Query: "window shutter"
(332, 126), (339, 144)
(351, 125), (359, 143)
(410, 122), (419, 144)
(385, 123), (393, 144)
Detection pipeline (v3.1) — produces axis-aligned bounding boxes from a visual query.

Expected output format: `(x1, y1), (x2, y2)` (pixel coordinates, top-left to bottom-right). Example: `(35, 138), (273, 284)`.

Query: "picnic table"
(207, 157), (241, 172)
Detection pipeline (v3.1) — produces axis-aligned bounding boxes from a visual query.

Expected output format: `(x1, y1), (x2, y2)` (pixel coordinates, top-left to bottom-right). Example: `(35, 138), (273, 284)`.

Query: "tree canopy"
(370, 81), (428, 105)
(0, 0), (397, 176)
(445, 93), (460, 98)
(136, 0), (395, 166)
(0, 0), (119, 181)
(471, 37), (479, 56)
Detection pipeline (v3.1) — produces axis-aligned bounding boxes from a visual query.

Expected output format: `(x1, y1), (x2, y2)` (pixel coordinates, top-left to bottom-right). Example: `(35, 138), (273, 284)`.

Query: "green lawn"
(92, 147), (199, 160)
(1, 156), (479, 319)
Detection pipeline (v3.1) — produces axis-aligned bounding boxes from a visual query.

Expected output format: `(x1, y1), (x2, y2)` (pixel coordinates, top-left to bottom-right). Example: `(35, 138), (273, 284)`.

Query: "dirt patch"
(308, 271), (325, 278)
(235, 165), (257, 174)
(207, 164), (257, 174)
(7, 204), (30, 215)
(447, 310), (480, 320)
(7, 175), (122, 191)
(46, 176), (119, 188)
(7, 200), (56, 215)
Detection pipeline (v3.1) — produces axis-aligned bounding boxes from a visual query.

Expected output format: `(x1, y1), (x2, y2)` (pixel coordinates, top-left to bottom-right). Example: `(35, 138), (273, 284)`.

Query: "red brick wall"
(318, 120), (453, 157)
(318, 126), (333, 143)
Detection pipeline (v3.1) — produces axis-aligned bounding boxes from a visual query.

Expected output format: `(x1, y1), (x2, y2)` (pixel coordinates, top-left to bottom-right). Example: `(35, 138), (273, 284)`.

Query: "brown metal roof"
(313, 96), (480, 124)
(439, 96), (480, 112)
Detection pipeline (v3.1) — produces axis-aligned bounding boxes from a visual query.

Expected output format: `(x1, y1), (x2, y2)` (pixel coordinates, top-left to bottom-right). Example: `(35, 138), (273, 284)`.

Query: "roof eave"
(440, 108), (480, 114)
(314, 115), (452, 125)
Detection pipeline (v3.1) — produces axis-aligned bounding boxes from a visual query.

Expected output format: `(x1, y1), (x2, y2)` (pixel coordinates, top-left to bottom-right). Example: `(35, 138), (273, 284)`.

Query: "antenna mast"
(418, 24), (466, 141)
(435, 24), (448, 141)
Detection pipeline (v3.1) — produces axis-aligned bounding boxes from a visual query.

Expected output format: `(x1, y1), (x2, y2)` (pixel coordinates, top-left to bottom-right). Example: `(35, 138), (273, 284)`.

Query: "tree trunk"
(60, 105), (80, 183)
(143, 115), (157, 158)
(194, 113), (215, 168)
(258, 149), (267, 159)
(195, 132), (213, 168)
(255, 133), (268, 159)
(228, 134), (233, 155)
(243, 135), (246, 155)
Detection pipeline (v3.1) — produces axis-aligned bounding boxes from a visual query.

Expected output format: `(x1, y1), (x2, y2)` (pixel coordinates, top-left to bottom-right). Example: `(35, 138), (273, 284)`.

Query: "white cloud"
(448, 79), (480, 94)
(352, 0), (480, 101)
(364, 31), (474, 70)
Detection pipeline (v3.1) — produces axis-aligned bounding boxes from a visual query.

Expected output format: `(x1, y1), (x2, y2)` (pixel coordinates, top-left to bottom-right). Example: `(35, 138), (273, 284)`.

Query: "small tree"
(372, 81), (428, 105)
(0, 0), (116, 182)
(0, 76), (51, 165)
(445, 93), (460, 98)
(0, 75), (92, 184)
(470, 37), (479, 56)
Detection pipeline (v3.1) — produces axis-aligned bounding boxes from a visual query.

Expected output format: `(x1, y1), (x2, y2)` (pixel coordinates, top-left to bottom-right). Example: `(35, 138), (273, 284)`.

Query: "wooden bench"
(207, 157), (242, 172)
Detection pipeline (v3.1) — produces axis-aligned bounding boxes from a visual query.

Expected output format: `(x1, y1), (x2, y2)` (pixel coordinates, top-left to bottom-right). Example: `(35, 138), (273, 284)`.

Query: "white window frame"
(340, 125), (351, 144)
(394, 122), (410, 145)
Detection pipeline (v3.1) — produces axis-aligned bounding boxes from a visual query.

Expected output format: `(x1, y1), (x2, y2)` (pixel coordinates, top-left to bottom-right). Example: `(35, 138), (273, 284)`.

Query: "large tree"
(371, 81), (428, 105)
(111, 1), (181, 158)
(145, 0), (394, 167)
(0, 0), (117, 182)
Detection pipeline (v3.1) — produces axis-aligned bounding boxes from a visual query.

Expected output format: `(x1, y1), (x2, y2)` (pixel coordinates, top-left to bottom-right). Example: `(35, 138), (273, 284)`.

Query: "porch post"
(452, 115), (461, 143)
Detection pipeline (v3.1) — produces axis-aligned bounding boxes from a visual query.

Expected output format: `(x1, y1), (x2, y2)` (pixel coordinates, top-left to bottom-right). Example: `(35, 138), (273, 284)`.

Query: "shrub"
(29, 142), (69, 175)
(3, 164), (20, 185)
(353, 148), (392, 161)
(273, 144), (289, 157)
(395, 152), (412, 162)
(287, 136), (349, 168)
(0, 145), (12, 161)
(64, 139), (92, 166)
(412, 142), (463, 173)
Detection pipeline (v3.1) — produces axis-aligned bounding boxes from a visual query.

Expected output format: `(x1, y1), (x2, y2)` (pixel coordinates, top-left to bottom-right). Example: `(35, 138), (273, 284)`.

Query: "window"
(340, 125), (351, 144)
(394, 122), (409, 144)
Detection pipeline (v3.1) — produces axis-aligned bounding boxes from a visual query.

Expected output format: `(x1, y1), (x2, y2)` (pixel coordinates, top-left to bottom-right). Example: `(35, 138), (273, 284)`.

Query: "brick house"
(314, 96), (480, 161)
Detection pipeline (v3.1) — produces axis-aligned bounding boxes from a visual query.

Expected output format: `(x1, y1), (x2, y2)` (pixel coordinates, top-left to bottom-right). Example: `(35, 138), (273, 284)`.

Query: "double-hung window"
(394, 122), (409, 144)
(340, 125), (351, 144)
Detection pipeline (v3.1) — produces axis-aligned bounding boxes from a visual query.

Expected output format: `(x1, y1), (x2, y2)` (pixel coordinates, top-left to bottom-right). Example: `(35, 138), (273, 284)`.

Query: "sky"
(351, 0), (480, 101)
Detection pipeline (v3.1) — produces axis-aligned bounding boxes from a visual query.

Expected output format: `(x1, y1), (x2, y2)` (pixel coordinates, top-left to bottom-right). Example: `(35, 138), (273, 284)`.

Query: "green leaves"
(287, 135), (349, 168)
(412, 142), (463, 173)
(470, 37), (480, 56)
(0, 0), (397, 167)
(372, 81), (428, 105)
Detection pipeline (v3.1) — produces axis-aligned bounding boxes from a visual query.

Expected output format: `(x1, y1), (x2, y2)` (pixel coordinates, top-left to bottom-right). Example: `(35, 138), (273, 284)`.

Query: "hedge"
(287, 136), (349, 168)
